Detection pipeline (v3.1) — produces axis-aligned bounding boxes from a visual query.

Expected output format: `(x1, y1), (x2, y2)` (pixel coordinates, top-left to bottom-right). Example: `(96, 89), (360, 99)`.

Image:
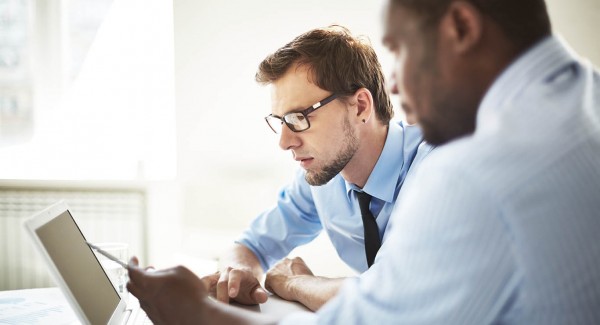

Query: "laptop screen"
(35, 209), (120, 324)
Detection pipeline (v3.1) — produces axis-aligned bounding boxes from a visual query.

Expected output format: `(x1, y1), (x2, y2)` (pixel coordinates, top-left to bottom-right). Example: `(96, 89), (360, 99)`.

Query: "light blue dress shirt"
(281, 36), (600, 324)
(237, 120), (423, 273)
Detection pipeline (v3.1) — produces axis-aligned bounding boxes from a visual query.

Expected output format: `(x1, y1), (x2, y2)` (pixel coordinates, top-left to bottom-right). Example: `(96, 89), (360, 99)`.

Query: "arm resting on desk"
(265, 257), (346, 311)
(202, 244), (268, 305)
(128, 259), (279, 325)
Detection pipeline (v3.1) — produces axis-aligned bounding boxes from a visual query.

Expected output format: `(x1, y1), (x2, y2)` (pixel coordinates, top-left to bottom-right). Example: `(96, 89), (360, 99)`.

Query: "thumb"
(127, 256), (144, 283)
(252, 286), (268, 304)
(201, 272), (220, 291)
(128, 256), (140, 267)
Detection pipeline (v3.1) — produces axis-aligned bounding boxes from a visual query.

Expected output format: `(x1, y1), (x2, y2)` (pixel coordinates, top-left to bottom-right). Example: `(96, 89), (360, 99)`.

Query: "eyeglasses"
(265, 93), (339, 134)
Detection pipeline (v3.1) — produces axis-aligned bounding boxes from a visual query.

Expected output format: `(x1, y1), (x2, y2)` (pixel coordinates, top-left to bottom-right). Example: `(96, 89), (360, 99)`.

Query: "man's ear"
(439, 1), (483, 54)
(354, 88), (375, 124)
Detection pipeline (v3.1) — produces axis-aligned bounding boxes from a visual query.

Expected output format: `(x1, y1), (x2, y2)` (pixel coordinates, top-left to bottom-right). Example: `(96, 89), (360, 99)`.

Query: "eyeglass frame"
(264, 93), (340, 134)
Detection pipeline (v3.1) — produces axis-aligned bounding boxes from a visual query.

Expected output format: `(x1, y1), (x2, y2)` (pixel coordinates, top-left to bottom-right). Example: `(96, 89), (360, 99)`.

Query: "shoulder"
(414, 133), (509, 203)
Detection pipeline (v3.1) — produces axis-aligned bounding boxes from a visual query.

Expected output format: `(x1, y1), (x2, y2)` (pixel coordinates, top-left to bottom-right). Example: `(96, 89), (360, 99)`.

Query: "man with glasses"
(196, 25), (427, 311)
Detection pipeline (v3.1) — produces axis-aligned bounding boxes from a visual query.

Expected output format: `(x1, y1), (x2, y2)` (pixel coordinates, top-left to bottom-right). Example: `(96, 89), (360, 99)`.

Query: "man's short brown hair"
(256, 25), (394, 125)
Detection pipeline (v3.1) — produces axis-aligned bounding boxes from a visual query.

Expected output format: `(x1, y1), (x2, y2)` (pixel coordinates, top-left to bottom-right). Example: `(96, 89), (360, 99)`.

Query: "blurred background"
(0, 0), (598, 290)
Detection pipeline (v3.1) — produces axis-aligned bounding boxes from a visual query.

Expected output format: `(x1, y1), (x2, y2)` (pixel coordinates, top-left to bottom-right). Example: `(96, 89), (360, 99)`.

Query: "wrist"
(189, 296), (218, 325)
(286, 275), (310, 302)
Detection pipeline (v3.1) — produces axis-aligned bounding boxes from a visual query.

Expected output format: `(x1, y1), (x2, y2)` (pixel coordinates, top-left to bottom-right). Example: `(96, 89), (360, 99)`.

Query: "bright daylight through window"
(0, 0), (176, 180)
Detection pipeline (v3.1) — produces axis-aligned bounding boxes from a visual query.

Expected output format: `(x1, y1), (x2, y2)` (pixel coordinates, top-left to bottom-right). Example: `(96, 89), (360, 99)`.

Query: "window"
(0, 0), (32, 147)
(0, 0), (176, 180)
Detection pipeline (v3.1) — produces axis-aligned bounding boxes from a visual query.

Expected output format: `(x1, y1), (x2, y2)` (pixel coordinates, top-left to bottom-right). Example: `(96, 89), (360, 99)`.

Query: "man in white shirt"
(126, 0), (600, 323)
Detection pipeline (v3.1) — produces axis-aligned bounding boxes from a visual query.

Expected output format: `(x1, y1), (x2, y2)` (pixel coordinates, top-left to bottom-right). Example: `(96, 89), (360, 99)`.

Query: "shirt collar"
(345, 121), (419, 203)
(477, 35), (579, 126)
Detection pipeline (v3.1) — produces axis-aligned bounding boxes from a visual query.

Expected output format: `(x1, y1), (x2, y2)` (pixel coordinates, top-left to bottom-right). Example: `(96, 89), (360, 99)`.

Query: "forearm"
(220, 244), (264, 279)
(288, 276), (347, 311)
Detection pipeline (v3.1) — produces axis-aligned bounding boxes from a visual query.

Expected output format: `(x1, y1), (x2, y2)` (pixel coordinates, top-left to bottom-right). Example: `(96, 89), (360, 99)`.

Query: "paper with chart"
(0, 287), (79, 325)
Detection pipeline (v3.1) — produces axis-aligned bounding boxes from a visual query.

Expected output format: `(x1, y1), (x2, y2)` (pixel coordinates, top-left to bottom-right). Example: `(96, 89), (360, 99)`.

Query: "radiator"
(0, 181), (147, 290)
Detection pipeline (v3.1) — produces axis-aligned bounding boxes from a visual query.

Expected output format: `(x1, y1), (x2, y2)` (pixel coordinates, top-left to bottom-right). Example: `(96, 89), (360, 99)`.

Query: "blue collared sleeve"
(236, 168), (321, 271)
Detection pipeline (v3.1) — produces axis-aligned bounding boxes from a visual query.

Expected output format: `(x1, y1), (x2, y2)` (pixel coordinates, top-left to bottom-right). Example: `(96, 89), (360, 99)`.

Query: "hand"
(201, 267), (268, 305)
(127, 257), (208, 325)
(264, 257), (314, 301)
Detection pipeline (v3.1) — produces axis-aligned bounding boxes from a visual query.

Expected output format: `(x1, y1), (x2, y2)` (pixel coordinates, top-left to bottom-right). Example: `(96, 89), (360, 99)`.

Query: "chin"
(422, 123), (454, 146)
(305, 169), (337, 186)
(423, 123), (475, 146)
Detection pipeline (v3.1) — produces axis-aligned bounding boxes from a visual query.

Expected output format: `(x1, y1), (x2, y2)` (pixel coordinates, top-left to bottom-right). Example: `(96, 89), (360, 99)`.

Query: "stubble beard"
(305, 117), (359, 186)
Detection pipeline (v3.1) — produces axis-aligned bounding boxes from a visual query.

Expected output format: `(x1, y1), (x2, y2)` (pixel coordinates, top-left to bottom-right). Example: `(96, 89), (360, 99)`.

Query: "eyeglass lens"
(266, 112), (310, 133)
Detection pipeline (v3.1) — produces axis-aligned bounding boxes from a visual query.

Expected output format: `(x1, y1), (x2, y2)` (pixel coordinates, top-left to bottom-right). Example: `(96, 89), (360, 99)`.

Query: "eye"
(285, 113), (304, 124)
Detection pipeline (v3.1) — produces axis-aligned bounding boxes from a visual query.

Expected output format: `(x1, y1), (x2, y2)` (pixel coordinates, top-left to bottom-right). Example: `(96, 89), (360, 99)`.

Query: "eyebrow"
(283, 99), (321, 115)
(275, 93), (338, 117)
(270, 104), (307, 119)
(276, 105), (307, 117)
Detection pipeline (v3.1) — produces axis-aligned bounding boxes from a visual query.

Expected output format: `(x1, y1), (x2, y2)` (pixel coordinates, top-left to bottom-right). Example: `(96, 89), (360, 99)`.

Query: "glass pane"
(0, 0), (33, 147)
(67, 0), (114, 80)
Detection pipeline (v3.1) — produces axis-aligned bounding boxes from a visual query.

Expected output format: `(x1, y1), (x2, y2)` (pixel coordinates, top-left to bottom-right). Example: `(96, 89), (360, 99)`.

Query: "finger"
(216, 269), (230, 303)
(227, 269), (244, 298)
(127, 260), (146, 287)
(127, 280), (144, 299)
(251, 286), (268, 304)
(292, 256), (305, 263)
(201, 272), (220, 297)
(129, 256), (139, 267)
(127, 261), (158, 300)
(201, 272), (220, 288)
(126, 281), (137, 296)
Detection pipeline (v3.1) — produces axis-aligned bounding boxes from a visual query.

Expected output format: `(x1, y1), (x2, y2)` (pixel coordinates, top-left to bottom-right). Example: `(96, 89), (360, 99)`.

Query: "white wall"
(173, 0), (389, 233)
(546, 0), (600, 66)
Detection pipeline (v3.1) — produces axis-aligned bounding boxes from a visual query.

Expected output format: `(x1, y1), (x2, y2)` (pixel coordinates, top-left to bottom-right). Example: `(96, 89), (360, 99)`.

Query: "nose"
(279, 124), (301, 151)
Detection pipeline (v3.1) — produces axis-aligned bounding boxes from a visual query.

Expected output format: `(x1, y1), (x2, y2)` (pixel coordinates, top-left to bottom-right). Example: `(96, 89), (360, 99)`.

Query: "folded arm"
(265, 257), (347, 311)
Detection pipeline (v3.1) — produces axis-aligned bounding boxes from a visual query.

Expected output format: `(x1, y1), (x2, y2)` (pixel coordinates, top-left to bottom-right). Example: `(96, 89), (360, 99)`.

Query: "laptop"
(24, 201), (150, 325)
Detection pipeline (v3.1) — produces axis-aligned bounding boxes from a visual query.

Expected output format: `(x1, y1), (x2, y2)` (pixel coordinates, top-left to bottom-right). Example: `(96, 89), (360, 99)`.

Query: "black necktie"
(356, 191), (381, 268)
